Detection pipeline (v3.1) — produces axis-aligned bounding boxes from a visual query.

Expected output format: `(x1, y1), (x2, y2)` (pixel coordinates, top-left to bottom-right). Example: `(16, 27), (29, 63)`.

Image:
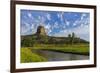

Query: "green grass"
(21, 48), (47, 63)
(30, 43), (89, 55)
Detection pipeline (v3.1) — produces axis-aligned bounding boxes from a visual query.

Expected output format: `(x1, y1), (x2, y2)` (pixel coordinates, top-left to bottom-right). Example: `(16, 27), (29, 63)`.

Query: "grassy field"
(21, 48), (47, 63)
(30, 43), (89, 55)
(21, 43), (89, 63)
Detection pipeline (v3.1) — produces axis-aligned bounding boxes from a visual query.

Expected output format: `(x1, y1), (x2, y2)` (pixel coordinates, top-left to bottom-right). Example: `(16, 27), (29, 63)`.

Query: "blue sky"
(20, 9), (90, 41)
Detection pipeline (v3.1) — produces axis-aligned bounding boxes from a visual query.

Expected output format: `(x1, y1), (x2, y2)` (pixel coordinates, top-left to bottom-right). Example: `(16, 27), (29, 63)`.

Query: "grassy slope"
(21, 48), (47, 63)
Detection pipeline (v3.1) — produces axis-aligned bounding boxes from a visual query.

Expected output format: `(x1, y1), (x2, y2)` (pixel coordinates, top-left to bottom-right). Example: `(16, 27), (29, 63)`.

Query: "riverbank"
(21, 43), (89, 63)
(30, 43), (89, 55)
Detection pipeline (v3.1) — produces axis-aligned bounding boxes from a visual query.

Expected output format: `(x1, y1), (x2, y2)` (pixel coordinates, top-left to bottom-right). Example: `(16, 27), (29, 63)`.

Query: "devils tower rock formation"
(36, 25), (46, 36)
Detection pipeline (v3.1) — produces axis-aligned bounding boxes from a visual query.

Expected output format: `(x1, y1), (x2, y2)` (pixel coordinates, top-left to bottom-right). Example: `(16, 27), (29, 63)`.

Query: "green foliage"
(37, 35), (49, 44)
(21, 48), (47, 63)
(21, 37), (33, 47)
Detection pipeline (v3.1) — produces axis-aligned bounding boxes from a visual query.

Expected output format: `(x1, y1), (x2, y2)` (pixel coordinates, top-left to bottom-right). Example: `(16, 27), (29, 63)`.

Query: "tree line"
(21, 32), (88, 47)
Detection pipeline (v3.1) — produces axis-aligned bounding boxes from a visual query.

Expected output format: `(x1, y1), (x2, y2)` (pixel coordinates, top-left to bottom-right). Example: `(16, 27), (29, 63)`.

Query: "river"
(32, 50), (89, 61)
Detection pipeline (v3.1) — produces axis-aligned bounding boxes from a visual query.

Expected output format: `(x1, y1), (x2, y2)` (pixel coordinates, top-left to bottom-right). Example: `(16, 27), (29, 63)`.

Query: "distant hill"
(21, 25), (89, 47)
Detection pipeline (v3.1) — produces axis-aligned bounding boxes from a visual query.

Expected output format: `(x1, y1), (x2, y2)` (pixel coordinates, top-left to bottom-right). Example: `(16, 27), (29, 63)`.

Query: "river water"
(33, 50), (89, 61)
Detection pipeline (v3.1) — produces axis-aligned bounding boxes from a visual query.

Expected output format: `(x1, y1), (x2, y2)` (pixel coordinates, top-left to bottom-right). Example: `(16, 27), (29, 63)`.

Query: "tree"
(71, 32), (75, 44)
(68, 34), (71, 44)
(21, 37), (33, 47)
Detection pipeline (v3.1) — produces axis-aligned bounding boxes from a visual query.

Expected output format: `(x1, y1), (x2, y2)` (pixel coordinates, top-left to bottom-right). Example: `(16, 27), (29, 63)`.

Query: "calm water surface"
(32, 49), (89, 61)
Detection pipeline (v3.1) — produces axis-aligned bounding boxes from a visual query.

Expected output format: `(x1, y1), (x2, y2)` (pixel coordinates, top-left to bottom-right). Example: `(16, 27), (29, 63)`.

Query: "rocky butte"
(35, 25), (47, 36)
